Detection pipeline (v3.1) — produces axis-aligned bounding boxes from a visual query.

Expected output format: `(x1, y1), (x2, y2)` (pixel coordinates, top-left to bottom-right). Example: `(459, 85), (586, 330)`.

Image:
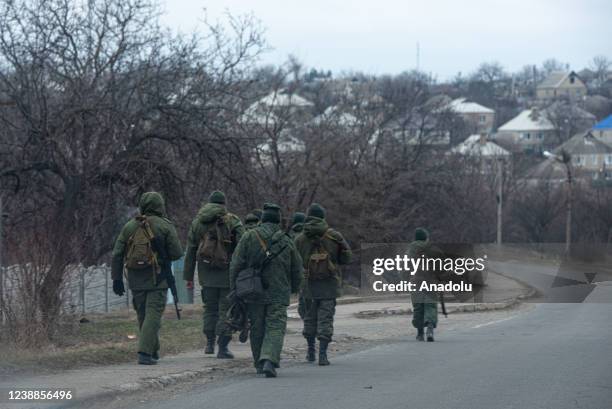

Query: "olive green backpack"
(197, 215), (232, 268)
(125, 216), (158, 270)
(306, 230), (338, 280)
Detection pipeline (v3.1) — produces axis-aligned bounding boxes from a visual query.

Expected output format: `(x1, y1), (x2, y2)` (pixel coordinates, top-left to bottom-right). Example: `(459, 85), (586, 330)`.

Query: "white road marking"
(472, 316), (516, 329)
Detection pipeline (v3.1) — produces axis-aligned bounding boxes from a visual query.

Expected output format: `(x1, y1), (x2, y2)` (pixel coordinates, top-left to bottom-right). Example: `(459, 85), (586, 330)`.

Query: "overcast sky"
(160, 0), (612, 80)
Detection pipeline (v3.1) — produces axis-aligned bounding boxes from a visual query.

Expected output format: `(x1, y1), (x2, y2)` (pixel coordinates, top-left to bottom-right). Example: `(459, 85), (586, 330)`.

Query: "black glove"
(112, 279), (125, 296)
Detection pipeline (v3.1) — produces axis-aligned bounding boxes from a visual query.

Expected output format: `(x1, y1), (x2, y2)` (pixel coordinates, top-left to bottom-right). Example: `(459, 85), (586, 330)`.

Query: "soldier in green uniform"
(183, 191), (245, 358)
(244, 212), (260, 230)
(287, 212), (305, 239)
(407, 228), (444, 342)
(289, 211), (307, 318)
(294, 203), (352, 366)
(111, 192), (184, 365)
(229, 203), (303, 378)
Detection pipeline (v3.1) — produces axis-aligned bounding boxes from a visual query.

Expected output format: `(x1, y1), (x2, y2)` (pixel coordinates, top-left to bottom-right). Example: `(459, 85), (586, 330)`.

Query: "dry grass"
(0, 305), (205, 375)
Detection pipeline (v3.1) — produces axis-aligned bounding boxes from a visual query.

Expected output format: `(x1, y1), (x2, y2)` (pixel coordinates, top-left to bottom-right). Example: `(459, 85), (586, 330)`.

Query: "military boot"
(318, 339), (330, 366)
(262, 360), (277, 378)
(306, 337), (316, 362)
(152, 351), (160, 361)
(204, 333), (215, 354)
(138, 352), (157, 365)
(416, 327), (425, 341)
(216, 336), (234, 359)
(426, 323), (435, 342)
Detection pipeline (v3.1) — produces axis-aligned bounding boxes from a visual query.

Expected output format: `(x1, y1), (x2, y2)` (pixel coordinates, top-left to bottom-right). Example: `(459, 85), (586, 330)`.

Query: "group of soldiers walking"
(111, 190), (353, 377)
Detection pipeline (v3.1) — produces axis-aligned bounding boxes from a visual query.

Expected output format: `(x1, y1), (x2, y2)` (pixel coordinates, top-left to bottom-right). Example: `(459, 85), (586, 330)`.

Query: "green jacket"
(183, 203), (245, 288)
(287, 223), (304, 239)
(294, 216), (352, 299)
(406, 239), (444, 301)
(111, 192), (184, 291)
(229, 222), (303, 305)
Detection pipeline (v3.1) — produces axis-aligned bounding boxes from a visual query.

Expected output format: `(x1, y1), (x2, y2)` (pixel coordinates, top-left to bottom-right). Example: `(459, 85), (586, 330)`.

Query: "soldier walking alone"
(408, 228), (444, 342)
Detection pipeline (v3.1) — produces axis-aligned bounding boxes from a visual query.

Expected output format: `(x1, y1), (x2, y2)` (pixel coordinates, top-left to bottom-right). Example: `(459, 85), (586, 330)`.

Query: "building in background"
(494, 108), (556, 153)
(593, 114), (612, 146)
(536, 71), (587, 101)
(448, 98), (496, 133)
(450, 133), (510, 174)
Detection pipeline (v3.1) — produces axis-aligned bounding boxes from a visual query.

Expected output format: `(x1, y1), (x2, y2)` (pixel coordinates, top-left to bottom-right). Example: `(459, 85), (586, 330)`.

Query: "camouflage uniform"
(111, 192), (183, 358)
(294, 215), (352, 342)
(406, 229), (444, 331)
(288, 212), (306, 318)
(183, 194), (244, 341)
(229, 205), (303, 370)
(243, 213), (260, 230)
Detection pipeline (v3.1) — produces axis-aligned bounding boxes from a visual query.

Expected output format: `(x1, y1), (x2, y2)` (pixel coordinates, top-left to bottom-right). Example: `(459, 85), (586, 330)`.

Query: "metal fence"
(64, 259), (199, 314)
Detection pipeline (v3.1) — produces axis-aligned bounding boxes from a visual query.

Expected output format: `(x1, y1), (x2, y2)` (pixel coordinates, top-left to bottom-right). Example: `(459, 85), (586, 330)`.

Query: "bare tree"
(590, 55), (611, 90)
(0, 0), (264, 342)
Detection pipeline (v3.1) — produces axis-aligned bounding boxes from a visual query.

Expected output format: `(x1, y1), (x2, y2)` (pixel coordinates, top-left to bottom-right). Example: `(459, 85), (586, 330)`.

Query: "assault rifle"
(151, 237), (181, 320)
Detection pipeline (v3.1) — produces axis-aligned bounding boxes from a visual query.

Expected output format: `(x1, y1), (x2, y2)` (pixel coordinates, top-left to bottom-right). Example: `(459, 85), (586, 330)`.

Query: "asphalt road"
(121, 296), (612, 409)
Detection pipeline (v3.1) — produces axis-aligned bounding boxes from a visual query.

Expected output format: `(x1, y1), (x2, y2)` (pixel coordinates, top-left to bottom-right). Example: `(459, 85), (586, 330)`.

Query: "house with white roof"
(312, 105), (359, 128)
(536, 71), (587, 101)
(448, 98), (496, 133)
(493, 108), (555, 153)
(450, 134), (510, 174)
(241, 89), (314, 126)
(451, 134), (510, 157)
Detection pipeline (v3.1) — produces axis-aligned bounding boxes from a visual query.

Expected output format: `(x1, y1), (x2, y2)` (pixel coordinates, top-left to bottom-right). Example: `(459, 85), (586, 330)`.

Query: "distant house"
(528, 131), (612, 183)
(448, 98), (496, 133)
(450, 134), (510, 174)
(536, 71), (587, 101)
(241, 89), (314, 126)
(312, 105), (359, 128)
(451, 134), (510, 157)
(240, 89), (314, 153)
(592, 114), (612, 146)
(544, 101), (597, 141)
(378, 112), (451, 147)
(494, 108), (555, 153)
(558, 130), (612, 175)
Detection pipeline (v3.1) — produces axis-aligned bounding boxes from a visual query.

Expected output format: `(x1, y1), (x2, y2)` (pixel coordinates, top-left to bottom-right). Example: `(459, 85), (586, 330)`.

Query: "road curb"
(354, 284), (537, 319)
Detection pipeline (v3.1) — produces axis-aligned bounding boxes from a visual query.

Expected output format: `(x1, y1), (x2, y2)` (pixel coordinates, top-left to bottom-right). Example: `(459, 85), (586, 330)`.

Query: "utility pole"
(0, 196), (4, 324)
(565, 163), (573, 256)
(496, 159), (503, 246)
(544, 150), (573, 256)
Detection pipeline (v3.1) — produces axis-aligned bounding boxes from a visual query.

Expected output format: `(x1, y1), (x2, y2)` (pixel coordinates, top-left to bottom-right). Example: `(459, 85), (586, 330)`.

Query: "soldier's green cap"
(291, 212), (306, 226)
(245, 213), (259, 223)
(208, 190), (226, 205)
(307, 203), (326, 219)
(252, 209), (263, 219)
(415, 227), (429, 241)
(261, 203), (281, 224)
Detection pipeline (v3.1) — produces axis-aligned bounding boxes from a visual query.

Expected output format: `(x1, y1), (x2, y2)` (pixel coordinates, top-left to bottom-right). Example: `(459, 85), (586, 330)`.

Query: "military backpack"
(197, 215), (232, 269)
(306, 230), (338, 280)
(125, 216), (158, 270)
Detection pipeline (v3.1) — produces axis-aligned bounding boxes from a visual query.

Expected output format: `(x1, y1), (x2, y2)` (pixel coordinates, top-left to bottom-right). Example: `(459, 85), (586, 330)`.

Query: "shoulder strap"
(134, 215), (155, 240)
(322, 228), (339, 242)
(253, 230), (270, 255)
